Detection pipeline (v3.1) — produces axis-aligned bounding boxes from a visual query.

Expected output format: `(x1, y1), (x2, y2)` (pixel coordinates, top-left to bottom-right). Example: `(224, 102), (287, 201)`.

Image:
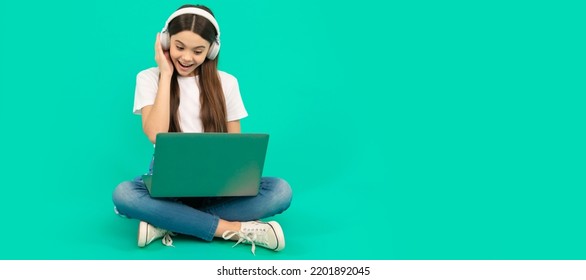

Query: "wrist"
(159, 72), (173, 81)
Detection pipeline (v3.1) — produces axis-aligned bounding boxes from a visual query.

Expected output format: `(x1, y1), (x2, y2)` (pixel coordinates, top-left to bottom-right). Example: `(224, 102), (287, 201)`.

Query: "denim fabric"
(112, 174), (292, 241)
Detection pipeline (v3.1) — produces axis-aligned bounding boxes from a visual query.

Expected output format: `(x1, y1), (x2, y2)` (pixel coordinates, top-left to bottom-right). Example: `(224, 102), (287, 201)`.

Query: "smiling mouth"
(178, 61), (194, 68)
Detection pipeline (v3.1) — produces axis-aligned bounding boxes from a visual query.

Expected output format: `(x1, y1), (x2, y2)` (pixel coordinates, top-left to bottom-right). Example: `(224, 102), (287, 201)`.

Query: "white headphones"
(160, 7), (221, 60)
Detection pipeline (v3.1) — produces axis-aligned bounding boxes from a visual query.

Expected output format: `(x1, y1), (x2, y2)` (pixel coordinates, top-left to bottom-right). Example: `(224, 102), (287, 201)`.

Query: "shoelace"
(161, 232), (175, 247)
(222, 230), (262, 255)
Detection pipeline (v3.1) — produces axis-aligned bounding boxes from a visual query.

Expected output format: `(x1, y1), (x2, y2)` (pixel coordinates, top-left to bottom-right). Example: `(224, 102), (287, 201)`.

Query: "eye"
(194, 51), (203, 55)
(176, 46), (184, 51)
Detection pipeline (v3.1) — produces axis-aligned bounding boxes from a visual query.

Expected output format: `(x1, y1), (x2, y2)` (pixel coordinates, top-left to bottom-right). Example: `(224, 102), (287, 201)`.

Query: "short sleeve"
(223, 74), (248, 121)
(133, 68), (159, 115)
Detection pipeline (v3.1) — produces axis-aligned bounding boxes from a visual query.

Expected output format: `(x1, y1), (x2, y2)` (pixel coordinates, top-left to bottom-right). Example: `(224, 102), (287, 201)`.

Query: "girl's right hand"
(155, 33), (174, 77)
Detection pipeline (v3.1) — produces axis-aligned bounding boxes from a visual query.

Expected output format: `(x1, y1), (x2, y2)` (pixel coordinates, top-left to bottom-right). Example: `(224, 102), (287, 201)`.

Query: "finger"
(154, 33), (163, 61)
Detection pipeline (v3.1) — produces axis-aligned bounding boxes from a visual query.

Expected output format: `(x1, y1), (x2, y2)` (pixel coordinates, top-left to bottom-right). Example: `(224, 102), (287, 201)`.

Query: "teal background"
(0, 0), (584, 259)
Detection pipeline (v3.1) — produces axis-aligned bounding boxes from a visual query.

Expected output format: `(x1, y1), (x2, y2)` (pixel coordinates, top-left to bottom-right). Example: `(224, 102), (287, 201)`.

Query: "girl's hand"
(155, 33), (174, 77)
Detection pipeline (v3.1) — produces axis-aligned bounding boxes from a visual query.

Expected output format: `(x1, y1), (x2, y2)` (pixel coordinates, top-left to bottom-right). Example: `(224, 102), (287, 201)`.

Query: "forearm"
(143, 75), (173, 143)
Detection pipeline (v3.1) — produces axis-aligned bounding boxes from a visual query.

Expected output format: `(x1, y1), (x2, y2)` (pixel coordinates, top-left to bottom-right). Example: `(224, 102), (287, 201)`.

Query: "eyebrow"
(175, 40), (206, 49)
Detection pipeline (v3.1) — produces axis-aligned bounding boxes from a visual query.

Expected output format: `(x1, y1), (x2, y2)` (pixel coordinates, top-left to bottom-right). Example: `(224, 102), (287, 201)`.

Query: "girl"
(112, 4), (292, 255)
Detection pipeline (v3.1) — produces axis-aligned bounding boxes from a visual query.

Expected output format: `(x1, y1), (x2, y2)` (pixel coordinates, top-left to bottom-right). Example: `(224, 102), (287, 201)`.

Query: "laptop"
(142, 133), (269, 197)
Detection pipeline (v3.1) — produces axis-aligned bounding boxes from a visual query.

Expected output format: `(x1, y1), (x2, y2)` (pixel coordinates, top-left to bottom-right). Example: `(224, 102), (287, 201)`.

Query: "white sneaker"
(137, 221), (174, 247)
(222, 221), (285, 255)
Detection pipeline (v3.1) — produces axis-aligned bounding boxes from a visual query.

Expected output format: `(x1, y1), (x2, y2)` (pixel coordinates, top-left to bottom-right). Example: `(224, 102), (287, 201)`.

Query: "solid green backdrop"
(0, 0), (584, 259)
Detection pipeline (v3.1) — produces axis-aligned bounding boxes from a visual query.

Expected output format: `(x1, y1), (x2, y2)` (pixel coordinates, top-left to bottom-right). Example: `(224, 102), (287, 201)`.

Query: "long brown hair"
(167, 4), (227, 132)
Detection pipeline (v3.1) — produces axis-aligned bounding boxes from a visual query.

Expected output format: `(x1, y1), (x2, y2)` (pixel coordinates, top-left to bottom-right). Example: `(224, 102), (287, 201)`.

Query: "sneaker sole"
(137, 221), (148, 247)
(267, 221), (285, 251)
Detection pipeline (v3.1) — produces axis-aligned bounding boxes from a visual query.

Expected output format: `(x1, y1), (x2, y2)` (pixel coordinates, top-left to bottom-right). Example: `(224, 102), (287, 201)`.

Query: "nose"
(180, 55), (194, 63)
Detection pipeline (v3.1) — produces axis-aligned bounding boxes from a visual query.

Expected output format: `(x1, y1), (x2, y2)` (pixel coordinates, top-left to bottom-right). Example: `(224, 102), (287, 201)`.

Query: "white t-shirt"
(133, 67), (248, 132)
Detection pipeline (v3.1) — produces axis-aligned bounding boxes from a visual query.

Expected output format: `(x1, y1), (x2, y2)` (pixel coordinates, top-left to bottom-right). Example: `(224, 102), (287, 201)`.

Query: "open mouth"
(178, 61), (194, 69)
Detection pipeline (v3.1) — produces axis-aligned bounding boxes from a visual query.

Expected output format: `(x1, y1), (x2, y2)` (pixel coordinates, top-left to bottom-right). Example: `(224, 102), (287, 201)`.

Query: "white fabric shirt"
(133, 67), (248, 132)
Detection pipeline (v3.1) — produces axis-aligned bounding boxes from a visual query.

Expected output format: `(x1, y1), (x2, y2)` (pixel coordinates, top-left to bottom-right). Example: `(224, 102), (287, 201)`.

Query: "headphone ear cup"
(160, 31), (171, 50)
(207, 41), (220, 60)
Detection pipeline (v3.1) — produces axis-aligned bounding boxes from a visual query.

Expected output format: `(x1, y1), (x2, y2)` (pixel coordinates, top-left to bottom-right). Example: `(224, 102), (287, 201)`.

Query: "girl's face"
(169, 31), (211, 76)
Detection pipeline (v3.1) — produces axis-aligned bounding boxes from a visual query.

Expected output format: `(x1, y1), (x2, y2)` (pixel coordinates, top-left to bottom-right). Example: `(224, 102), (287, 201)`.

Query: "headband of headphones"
(160, 7), (221, 59)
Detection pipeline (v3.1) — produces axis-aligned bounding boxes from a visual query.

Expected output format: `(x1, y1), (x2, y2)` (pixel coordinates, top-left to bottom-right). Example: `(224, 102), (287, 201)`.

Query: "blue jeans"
(112, 171), (292, 241)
